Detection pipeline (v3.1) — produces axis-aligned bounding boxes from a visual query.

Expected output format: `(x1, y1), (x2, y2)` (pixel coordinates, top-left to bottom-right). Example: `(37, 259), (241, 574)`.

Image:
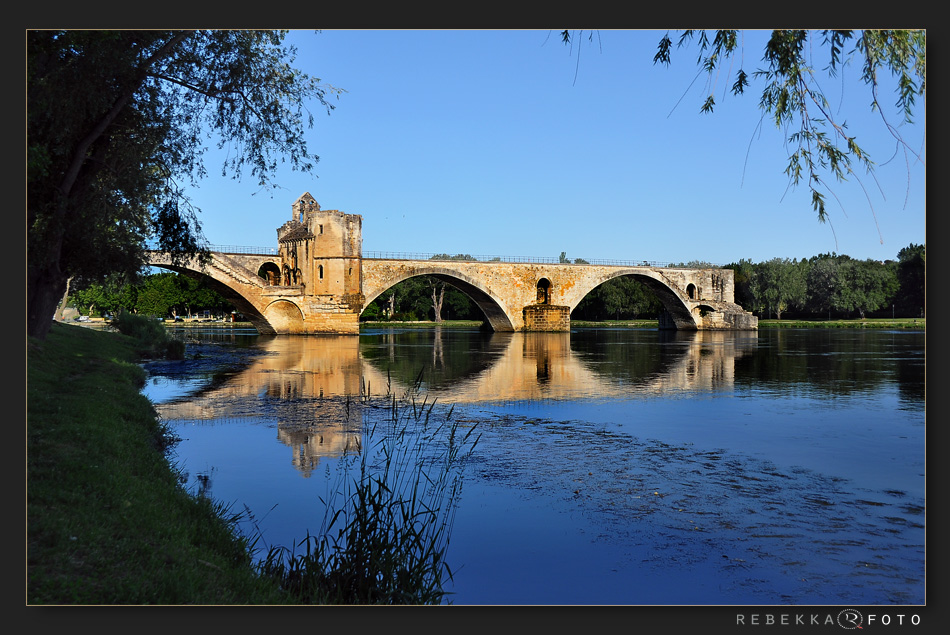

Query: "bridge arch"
(147, 260), (280, 334)
(565, 269), (700, 330)
(361, 266), (516, 332)
(263, 299), (306, 332)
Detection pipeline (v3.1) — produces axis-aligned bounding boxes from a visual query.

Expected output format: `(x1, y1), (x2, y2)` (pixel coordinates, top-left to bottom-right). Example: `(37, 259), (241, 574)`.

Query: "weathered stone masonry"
(148, 194), (758, 335)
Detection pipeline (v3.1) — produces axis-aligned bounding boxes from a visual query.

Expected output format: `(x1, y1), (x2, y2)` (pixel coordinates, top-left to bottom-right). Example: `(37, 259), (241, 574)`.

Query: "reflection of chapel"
(271, 193), (363, 299)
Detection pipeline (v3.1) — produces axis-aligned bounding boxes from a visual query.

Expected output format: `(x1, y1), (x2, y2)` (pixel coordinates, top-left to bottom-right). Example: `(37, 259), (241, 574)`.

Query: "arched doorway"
(537, 278), (551, 304)
(258, 262), (281, 285)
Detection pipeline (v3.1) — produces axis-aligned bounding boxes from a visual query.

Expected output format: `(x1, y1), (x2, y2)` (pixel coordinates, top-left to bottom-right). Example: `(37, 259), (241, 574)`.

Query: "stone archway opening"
(263, 299), (305, 333)
(361, 270), (516, 332)
(569, 272), (700, 331)
(147, 261), (277, 334)
(258, 262), (281, 286)
(537, 278), (551, 304)
(686, 283), (697, 300)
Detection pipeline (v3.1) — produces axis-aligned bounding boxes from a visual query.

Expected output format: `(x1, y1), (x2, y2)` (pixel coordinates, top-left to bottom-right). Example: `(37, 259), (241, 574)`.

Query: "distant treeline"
(64, 245), (925, 322)
(727, 244), (925, 320)
(575, 245), (925, 321)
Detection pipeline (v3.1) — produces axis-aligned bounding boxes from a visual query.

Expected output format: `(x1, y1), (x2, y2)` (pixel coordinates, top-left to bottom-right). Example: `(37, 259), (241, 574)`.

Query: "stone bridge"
(147, 193), (757, 335)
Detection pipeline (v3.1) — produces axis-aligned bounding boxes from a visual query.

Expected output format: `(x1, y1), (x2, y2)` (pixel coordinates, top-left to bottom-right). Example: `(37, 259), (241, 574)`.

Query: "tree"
(752, 258), (808, 319)
(562, 30), (925, 225)
(724, 259), (756, 311)
(442, 285), (480, 320)
(430, 280), (446, 323)
(895, 243), (925, 317)
(363, 275), (480, 322)
(837, 258), (898, 319)
(558, 251), (589, 264)
(27, 30), (340, 340)
(134, 272), (184, 318)
(806, 254), (845, 319)
(573, 276), (661, 321)
(70, 282), (111, 318)
(661, 30), (924, 223)
(430, 254), (476, 261)
(71, 274), (138, 318)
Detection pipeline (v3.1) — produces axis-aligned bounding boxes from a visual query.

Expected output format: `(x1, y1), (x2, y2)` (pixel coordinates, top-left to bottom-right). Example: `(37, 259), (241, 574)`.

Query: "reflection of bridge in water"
(155, 330), (758, 475)
(368, 330), (759, 404)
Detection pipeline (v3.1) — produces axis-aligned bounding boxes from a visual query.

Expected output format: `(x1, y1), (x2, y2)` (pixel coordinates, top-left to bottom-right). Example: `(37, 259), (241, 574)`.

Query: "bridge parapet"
(363, 251), (721, 268)
(145, 194), (756, 334)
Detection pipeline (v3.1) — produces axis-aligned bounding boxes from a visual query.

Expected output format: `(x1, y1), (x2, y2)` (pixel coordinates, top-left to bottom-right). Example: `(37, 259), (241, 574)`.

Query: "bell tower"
(276, 192), (363, 303)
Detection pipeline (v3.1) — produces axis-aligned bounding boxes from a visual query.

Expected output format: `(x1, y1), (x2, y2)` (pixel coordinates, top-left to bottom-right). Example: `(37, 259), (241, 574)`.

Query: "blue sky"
(183, 29), (926, 266)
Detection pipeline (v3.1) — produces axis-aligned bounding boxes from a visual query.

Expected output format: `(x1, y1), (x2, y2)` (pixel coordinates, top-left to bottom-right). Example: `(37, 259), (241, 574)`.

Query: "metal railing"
(206, 246), (723, 269)
(209, 244), (279, 255)
(363, 252), (723, 268)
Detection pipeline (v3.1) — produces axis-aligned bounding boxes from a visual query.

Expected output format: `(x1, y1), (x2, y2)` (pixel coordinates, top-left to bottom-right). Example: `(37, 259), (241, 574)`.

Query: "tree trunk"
(27, 260), (68, 341)
(28, 34), (191, 341)
(430, 282), (445, 323)
(55, 276), (74, 321)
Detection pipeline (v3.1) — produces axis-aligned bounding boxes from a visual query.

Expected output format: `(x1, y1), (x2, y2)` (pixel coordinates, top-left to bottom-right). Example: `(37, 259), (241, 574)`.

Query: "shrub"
(111, 312), (182, 359)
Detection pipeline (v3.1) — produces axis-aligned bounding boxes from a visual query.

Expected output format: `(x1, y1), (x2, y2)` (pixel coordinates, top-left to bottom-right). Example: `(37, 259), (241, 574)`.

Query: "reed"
(29, 323), (478, 604)
(257, 382), (479, 604)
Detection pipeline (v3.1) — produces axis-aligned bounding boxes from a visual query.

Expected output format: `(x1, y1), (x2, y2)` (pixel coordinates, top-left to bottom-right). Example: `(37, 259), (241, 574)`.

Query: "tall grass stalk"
(257, 381), (478, 605)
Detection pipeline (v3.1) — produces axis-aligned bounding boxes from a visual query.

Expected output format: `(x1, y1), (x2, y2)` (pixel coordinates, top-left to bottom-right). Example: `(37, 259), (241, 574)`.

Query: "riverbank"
(27, 322), (288, 604)
(28, 322), (471, 605)
(71, 316), (925, 334)
(360, 319), (485, 329)
(363, 318), (926, 331)
(758, 317), (925, 329)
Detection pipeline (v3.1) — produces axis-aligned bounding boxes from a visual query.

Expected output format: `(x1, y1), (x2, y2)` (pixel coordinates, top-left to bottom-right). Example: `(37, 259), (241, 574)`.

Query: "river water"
(141, 326), (925, 606)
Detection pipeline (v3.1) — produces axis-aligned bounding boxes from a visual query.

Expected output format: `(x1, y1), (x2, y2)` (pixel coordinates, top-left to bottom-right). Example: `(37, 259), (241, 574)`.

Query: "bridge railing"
(363, 252), (724, 268)
(208, 245), (279, 255)
(205, 246), (723, 269)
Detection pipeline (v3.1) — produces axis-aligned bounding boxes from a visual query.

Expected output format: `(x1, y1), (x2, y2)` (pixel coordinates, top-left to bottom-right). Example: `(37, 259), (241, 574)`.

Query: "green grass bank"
(28, 320), (475, 605)
(757, 317), (925, 329)
(27, 322), (287, 604)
